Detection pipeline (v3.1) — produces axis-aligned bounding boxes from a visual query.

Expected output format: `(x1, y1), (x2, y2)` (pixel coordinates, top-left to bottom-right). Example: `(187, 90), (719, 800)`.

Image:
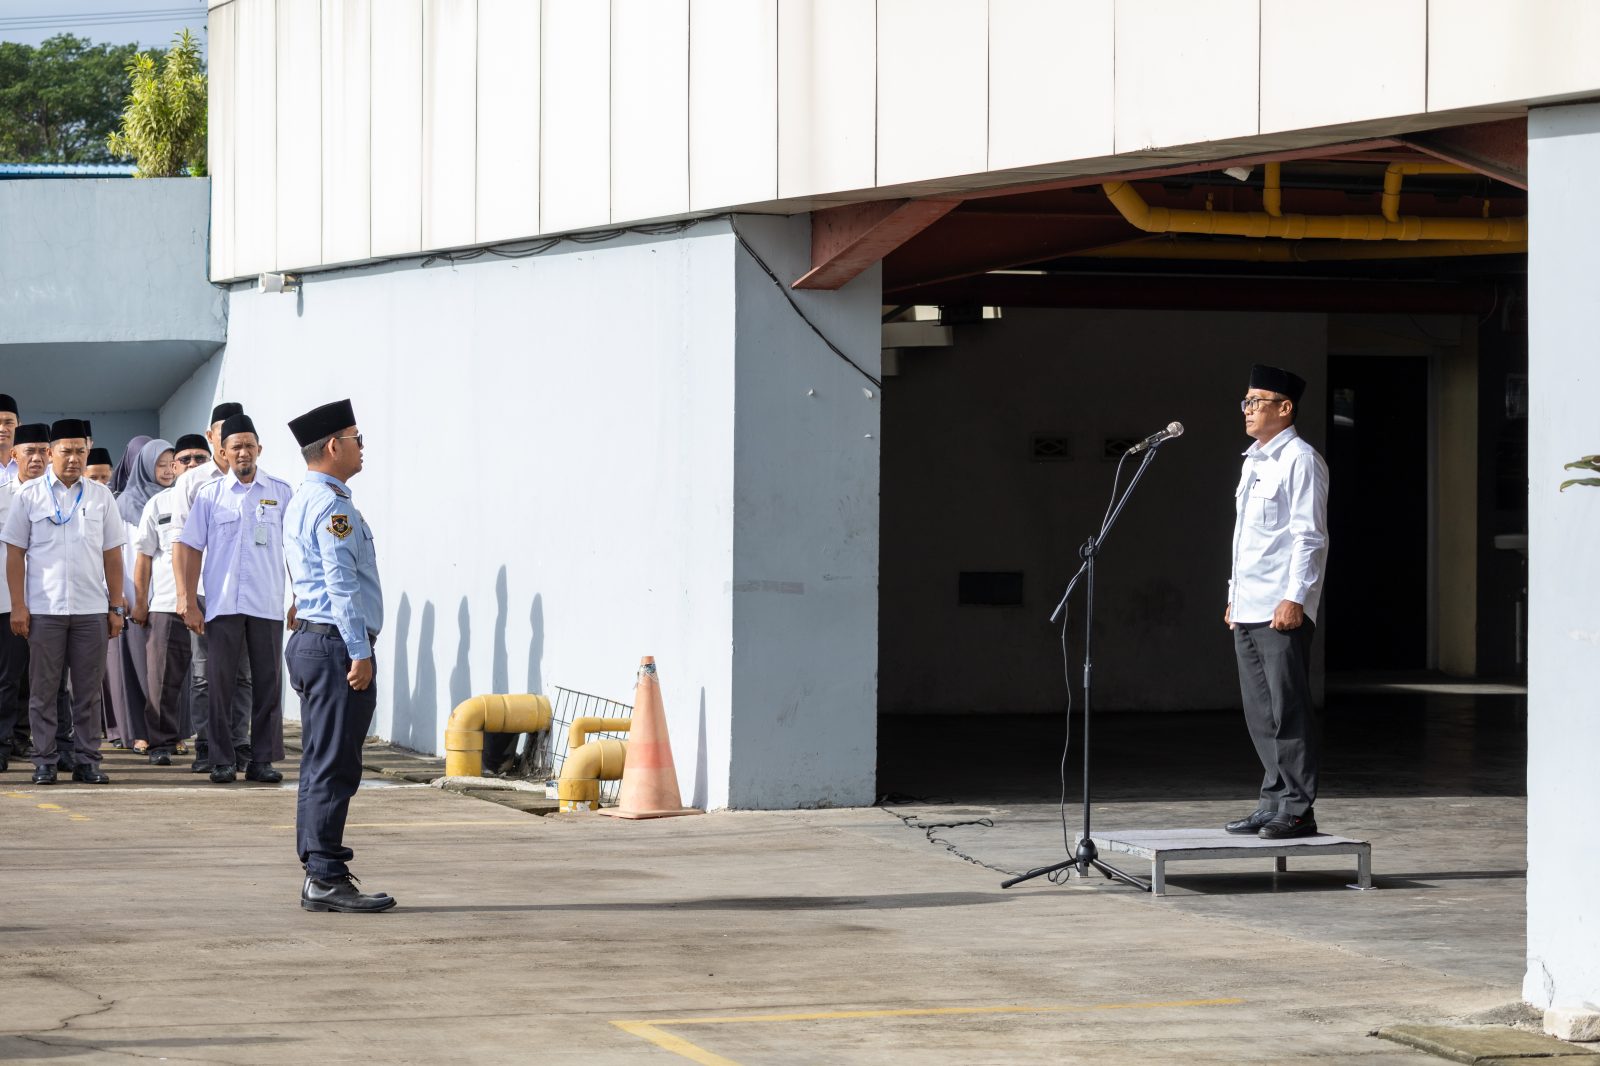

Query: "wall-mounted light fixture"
(259, 271), (300, 294)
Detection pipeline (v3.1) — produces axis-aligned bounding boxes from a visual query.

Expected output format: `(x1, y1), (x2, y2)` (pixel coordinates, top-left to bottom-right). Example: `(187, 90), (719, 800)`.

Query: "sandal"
(175, 742), (189, 755)
(132, 741), (149, 754)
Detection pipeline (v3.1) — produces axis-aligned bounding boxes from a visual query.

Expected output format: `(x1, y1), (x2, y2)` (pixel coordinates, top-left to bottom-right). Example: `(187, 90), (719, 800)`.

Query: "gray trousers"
(190, 610), (250, 752)
(205, 614), (285, 764)
(1233, 620), (1319, 816)
(27, 614), (110, 769)
(145, 612), (192, 752)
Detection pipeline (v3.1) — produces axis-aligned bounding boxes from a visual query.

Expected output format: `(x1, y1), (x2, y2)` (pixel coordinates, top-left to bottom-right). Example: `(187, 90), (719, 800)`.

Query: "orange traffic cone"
(599, 656), (703, 820)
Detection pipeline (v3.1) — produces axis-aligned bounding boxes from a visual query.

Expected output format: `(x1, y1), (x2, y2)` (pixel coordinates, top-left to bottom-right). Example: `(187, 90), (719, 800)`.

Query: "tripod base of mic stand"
(1000, 840), (1151, 892)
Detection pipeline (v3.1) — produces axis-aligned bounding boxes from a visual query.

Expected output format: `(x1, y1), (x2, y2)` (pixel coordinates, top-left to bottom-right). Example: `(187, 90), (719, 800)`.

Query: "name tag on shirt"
(255, 525), (270, 545)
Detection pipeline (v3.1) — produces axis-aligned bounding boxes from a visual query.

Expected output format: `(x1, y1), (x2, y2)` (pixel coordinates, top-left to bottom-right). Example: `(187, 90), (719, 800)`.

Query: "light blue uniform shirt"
(177, 469), (295, 622)
(283, 471), (382, 660)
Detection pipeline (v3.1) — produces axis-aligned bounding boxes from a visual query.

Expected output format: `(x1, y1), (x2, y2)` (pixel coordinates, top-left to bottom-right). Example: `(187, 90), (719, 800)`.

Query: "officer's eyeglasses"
(335, 434), (364, 449)
(175, 454), (208, 466)
(1240, 396), (1286, 413)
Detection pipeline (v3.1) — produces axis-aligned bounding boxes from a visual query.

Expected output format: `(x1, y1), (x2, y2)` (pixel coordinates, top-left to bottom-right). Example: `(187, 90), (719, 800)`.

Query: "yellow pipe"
(1076, 238), (1527, 262)
(443, 693), (553, 777)
(1263, 162), (1282, 218)
(1382, 163), (1472, 223)
(557, 737), (629, 812)
(568, 716), (633, 752)
(1102, 180), (1525, 242)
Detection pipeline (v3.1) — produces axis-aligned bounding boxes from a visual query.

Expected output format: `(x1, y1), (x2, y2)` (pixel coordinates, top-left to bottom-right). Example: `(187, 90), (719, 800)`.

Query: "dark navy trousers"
(286, 629), (376, 879)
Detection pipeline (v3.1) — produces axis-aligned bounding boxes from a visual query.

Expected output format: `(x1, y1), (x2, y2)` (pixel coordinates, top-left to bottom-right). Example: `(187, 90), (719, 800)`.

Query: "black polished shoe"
(72, 765), (110, 784)
(301, 874), (397, 913)
(150, 751), (173, 766)
(0, 755), (8, 773)
(1259, 811), (1318, 839)
(1224, 809), (1277, 834)
(209, 765), (237, 784)
(235, 745), (252, 772)
(245, 762), (283, 783)
(32, 765), (57, 785)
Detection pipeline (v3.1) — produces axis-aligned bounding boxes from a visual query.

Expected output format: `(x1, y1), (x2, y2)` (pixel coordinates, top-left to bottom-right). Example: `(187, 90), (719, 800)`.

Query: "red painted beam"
(887, 274), (1501, 315)
(793, 198), (961, 290)
(1402, 118), (1527, 189)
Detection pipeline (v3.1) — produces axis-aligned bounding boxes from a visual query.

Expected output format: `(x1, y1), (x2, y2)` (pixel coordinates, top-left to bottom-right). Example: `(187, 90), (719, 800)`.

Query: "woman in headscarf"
(104, 437), (174, 755)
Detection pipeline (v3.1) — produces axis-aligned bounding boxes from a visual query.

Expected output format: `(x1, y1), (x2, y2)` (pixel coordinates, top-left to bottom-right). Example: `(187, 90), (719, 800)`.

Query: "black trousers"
(144, 612), (193, 752)
(205, 614), (285, 765)
(1233, 620), (1319, 816)
(0, 616), (27, 757)
(27, 614), (109, 769)
(287, 629), (377, 879)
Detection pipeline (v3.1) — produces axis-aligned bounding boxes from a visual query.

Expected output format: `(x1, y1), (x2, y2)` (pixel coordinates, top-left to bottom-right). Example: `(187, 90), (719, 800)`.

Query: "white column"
(1525, 102), (1600, 1031)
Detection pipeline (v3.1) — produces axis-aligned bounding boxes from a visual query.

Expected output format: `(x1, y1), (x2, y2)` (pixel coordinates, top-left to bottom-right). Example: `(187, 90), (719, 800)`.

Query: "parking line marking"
(266, 821), (532, 829)
(613, 996), (1245, 1064)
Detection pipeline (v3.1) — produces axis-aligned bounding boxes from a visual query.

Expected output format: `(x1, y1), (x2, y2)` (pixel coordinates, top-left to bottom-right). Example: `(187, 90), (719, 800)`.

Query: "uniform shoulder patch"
(328, 514), (353, 539)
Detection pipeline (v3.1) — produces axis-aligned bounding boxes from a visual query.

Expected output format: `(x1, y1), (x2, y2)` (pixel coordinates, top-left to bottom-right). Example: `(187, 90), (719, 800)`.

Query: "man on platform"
(283, 399), (394, 913)
(1223, 365), (1330, 841)
(1, 419), (127, 785)
(175, 413), (294, 785)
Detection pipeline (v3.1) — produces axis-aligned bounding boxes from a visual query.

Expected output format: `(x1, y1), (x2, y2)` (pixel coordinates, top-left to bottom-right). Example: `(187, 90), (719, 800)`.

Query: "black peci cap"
(12, 423), (49, 446)
(49, 418), (89, 442)
(288, 399), (356, 447)
(87, 447), (113, 466)
(0, 394), (16, 415)
(174, 433), (209, 454)
(219, 413), (258, 442)
(1248, 364), (1307, 406)
(210, 401), (244, 426)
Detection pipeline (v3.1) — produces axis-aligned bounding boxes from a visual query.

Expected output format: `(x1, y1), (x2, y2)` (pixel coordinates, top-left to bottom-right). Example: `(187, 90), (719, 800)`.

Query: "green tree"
(0, 34), (146, 163)
(107, 29), (206, 178)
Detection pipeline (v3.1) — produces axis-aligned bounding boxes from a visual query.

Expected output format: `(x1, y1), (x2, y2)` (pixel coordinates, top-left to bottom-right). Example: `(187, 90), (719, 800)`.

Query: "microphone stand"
(1001, 440), (1168, 891)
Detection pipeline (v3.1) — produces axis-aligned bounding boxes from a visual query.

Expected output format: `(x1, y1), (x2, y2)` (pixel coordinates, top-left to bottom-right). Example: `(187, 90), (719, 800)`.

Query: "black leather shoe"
(150, 751), (172, 766)
(32, 765), (57, 785)
(1259, 811), (1318, 839)
(0, 755), (8, 773)
(245, 762), (283, 783)
(235, 745), (252, 772)
(209, 765), (237, 784)
(72, 765), (110, 784)
(301, 874), (397, 913)
(1224, 809), (1277, 834)
(190, 757), (212, 773)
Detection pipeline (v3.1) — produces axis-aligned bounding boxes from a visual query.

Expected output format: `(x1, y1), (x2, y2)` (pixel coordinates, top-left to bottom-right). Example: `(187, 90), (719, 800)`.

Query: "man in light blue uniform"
(282, 399), (394, 913)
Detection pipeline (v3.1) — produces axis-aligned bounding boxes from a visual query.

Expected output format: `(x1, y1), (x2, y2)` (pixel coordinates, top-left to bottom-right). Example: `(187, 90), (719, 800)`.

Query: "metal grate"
(520, 686), (634, 804)
(1031, 434), (1072, 461)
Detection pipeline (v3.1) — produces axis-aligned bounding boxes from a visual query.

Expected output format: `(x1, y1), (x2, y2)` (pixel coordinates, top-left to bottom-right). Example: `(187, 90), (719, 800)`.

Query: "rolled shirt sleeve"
(1282, 451), (1329, 607)
(135, 497), (161, 557)
(176, 492), (212, 551)
(315, 502), (372, 660)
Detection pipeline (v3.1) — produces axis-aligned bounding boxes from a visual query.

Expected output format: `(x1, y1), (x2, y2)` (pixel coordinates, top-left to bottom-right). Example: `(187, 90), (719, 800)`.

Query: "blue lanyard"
(49, 477), (84, 526)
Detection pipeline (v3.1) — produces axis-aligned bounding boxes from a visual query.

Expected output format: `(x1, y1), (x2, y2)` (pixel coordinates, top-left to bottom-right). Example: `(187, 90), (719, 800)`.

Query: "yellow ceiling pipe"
(1382, 163), (1473, 222)
(1102, 180), (1525, 242)
(557, 716), (633, 812)
(443, 693), (553, 778)
(1263, 162), (1283, 217)
(1075, 237), (1527, 262)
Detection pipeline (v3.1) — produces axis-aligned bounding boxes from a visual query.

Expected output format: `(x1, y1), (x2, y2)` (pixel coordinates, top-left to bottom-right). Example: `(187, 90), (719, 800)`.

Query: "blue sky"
(0, 1), (208, 54)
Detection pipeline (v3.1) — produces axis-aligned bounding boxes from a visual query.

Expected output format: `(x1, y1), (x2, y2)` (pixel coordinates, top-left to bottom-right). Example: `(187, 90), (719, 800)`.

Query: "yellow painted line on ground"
(266, 820), (532, 829)
(36, 803), (63, 811)
(613, 996), (1245, 1064)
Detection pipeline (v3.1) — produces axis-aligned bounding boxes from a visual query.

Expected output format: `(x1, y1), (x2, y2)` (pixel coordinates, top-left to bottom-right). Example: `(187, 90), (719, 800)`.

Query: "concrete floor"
(0, 680), (1529, 1064)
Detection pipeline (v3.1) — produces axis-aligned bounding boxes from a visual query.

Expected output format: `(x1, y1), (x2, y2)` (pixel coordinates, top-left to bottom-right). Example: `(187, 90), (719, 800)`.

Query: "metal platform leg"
(1348, 846), (1374, 891)
(1151, 858), (1165, 896)
(1275, 857), (1288, 874)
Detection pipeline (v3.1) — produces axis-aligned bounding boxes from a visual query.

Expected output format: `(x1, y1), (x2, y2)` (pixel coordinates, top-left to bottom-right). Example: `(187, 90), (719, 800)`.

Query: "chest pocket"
(27, 502), (63, 548)
(77, 501), (105, 544)
(1248, 474), (1281, 528)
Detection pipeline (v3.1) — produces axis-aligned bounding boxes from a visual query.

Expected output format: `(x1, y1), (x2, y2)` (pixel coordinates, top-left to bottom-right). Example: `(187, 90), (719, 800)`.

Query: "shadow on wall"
(450, 596), (473, 709)
(528, 593), (544, 694)
(692, 687), (708, 810)
(389, 593), (439, 752)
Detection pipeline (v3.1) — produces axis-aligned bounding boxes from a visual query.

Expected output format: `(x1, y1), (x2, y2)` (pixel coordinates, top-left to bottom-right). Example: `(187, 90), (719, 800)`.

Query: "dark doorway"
(1325, 355), (1429, 670)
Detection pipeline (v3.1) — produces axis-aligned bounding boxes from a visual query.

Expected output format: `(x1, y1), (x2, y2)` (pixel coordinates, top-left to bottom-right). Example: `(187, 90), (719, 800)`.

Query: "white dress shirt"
(1228, 425), (1330, 625)
(0, 471), (126, 615)
(176, 469), (295, 622)
(135, 487), (184, 613)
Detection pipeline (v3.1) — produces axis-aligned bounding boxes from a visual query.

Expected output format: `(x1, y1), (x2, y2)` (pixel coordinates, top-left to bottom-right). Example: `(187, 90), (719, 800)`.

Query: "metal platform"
(1084, 828), (1373, 896)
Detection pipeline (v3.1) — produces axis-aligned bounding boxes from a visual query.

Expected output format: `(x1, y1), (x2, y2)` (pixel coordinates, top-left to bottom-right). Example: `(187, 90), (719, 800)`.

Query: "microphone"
(1125, 421), (1184, 455)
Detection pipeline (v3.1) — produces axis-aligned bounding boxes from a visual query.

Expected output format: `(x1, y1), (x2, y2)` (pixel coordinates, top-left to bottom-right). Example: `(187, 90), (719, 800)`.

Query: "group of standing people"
(1, 394), (396, 910)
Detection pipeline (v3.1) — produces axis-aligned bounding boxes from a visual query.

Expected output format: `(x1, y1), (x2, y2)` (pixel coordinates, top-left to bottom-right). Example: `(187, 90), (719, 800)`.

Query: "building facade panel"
(611, 0), (689, 223)
(688, 0), (779, 211)
(988, 0), (1114, 171)
(1260, 0), (1425, 134)
(1113, 0), (1259, 153)
(276, 0), (322, 271)
(476, 0), (540, 243)
(321, 0), (372, 266)
(539, 0), (610, 233)
(1430, 0), (1600, 113)
(370, 0), (424, 257)
(876, 0), (988, 187)
(232, 0), (278, 275)
(207, 1), (236, 281)
(777, 0), (876, 199)
(423, 0), (477, 250)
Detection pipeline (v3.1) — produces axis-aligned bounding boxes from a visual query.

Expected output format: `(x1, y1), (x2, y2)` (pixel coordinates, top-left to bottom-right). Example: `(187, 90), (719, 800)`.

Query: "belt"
(297, 621), (378, 645)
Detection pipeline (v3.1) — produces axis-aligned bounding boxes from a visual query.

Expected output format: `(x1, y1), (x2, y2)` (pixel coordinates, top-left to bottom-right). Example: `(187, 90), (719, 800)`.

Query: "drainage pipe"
(557, 720), (631, 812)
(443, 694), (553, 778)
(1103, 180), (1525, 242)
(1382, 163), (1472, 223)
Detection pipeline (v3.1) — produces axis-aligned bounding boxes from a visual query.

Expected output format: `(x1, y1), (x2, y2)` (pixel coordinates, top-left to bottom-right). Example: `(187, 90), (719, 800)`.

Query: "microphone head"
(1167, 421), (1185, 438)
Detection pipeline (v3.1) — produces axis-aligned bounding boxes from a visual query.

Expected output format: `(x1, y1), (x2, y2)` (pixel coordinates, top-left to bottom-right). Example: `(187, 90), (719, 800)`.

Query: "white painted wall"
(174, 217), (880, 809)
(208, 0), (1592, 281)
(1523, 102), (1600, 1015)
